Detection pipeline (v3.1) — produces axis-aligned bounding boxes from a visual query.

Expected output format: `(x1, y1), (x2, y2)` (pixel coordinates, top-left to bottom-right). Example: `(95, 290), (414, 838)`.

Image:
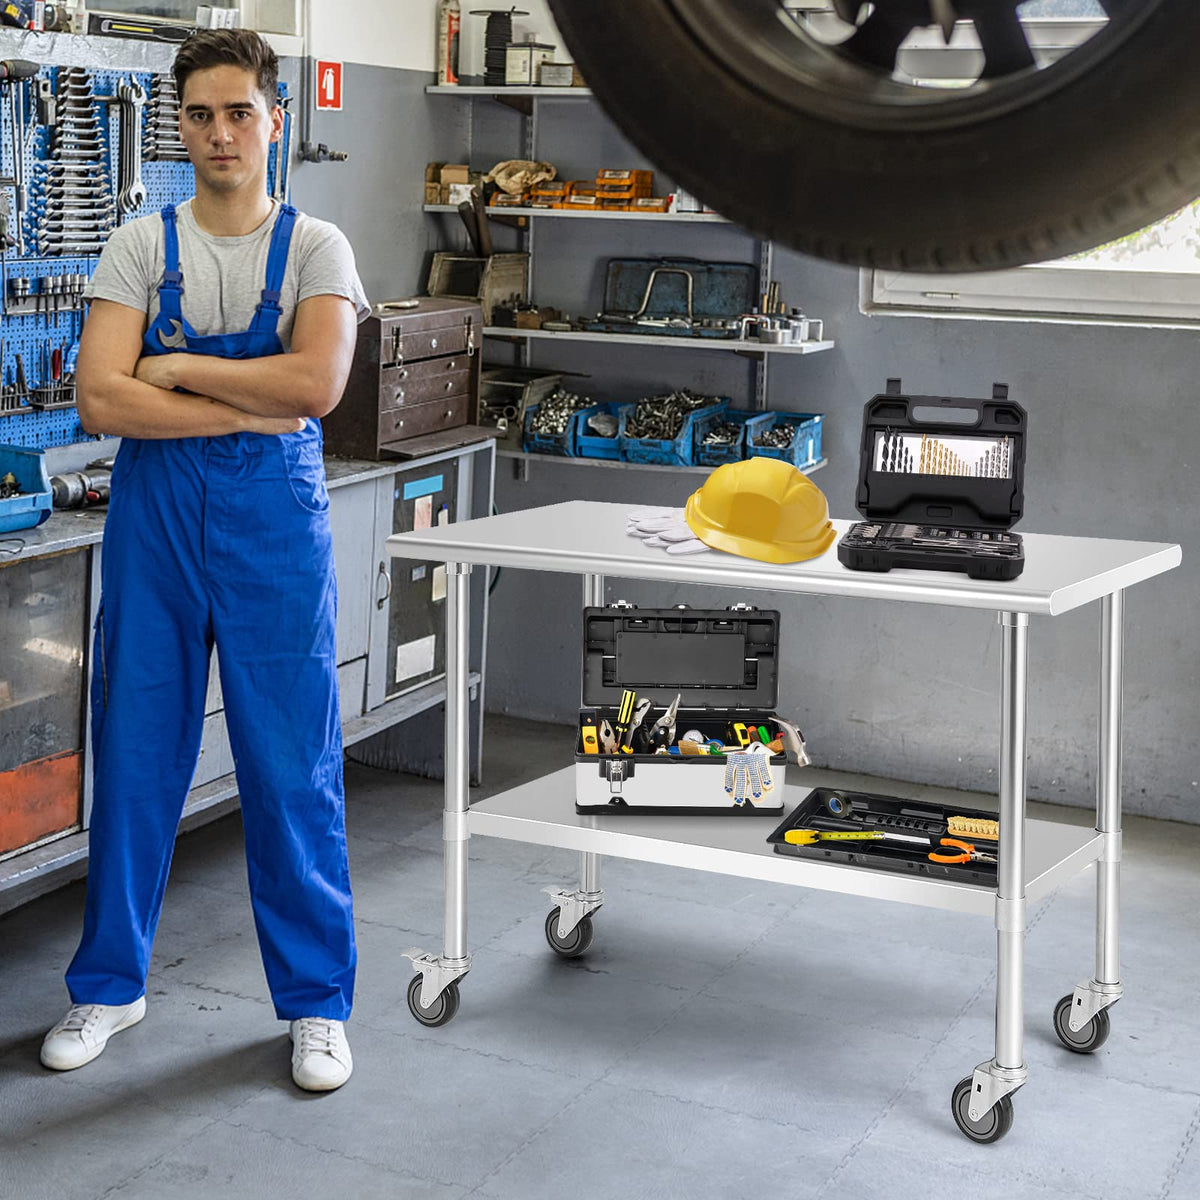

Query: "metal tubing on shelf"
(1096, 591), (1124, 985)
(581, 574), (604, 895)
(444, 561), (473, 963)
(996, 611), (1029, 1071)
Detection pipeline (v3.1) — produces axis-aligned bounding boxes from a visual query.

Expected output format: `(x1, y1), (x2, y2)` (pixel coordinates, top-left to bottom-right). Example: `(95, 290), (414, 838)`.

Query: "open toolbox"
(576, 604), (787, 814)
(767, 787), (1000, 886)
(580, 257), (757, 339)
(838, 379), (1027, 581)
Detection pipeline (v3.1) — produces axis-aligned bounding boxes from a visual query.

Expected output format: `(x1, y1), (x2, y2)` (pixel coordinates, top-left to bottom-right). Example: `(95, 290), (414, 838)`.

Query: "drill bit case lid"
(576, 604), (787, 815)
(837, 380), (1028, 581)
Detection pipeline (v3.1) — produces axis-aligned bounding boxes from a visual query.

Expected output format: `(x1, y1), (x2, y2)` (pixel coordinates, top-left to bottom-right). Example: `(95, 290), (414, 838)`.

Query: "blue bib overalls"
(66, 204), (356, 1021)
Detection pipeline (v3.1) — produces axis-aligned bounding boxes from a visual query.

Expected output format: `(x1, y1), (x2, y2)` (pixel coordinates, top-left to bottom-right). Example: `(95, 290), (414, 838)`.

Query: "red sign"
(315, 60), (343, 111)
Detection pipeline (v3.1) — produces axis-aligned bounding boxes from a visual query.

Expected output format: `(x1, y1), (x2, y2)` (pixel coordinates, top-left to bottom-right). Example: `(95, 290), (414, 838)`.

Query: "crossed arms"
(76, 293), (357, 439)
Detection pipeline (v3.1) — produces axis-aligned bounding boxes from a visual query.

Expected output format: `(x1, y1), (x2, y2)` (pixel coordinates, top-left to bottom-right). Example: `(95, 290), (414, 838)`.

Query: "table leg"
(543, 574), (606, 958)
(1055, 591), (1124, 1049)
(403, 561), (473, 1025)
(953, 610), (1028, 1142)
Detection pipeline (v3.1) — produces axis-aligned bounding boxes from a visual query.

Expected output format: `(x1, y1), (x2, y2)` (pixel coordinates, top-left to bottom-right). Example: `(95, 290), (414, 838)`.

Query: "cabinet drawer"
(381, 323), (470, 365)
(380, 360), (472, 411)
(378, 393), (470, 444)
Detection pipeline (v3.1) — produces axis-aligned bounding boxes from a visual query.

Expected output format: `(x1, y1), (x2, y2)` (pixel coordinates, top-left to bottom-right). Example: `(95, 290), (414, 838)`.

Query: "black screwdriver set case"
(768, 788), (1000, 885)
(838, 379), (1027, 581)
(575, 604), (787, 815)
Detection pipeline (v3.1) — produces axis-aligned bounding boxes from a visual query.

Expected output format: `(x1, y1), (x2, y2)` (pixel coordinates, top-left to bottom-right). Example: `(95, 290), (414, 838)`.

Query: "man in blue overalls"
(40, 30), (369, 1091)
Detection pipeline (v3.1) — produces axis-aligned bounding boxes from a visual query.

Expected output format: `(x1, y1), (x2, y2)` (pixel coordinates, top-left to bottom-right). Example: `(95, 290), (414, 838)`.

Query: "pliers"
(648, 693), (681, 750)
(929, 837), (997, 865)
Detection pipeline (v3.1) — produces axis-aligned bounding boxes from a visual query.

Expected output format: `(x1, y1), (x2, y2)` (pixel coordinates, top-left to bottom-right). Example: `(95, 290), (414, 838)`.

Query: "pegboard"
(0, 60), (292, 451)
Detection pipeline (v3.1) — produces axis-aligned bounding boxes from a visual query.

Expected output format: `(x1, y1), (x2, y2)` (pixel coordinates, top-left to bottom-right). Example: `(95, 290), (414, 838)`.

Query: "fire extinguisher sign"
(315, 60), (343, 111)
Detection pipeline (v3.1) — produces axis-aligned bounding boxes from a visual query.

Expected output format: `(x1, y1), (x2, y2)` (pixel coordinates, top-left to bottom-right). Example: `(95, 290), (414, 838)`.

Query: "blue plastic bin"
(621, 399), (729, 467)
(0, 445), (53, 534)
(692, 408), (759, 467)
(522, 403), (576, 457)
(574, 402), (627, 461)
(745, 411), (824, 469)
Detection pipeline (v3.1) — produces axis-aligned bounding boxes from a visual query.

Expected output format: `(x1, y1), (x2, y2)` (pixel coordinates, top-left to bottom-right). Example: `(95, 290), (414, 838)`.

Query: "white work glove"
(723, 742), (775, 806)
(626, 508), (710, 556)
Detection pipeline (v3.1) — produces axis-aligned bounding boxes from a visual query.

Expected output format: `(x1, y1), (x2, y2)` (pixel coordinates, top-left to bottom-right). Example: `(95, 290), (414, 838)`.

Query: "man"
(40, 29), (369, 1092)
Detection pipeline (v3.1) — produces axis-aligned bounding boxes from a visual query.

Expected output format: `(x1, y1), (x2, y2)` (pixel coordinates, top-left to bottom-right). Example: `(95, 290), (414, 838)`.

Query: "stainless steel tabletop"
(386, 501), (1181, 615)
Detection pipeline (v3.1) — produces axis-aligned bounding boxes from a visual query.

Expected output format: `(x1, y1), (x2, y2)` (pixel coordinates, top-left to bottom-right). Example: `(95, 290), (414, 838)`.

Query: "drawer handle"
(394, 417), (404, 429)
(445, 381), (453, 391)
(395, 388), (405, 401)
(430, 336), (439, 349)
(445, 410), (453, 420)
(447, 360), (456, 369)
(399, 369), (408, 380)
(376, 561), (392, 610)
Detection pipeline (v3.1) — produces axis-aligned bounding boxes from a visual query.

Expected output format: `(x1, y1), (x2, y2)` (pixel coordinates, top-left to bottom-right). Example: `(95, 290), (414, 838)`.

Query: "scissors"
(929, 837), (998, 865)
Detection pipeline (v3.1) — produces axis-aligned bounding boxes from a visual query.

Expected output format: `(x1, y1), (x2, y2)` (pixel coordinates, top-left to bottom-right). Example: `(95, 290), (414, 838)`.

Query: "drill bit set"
(575, 603), (797, 814)
(839, 379), (1028, 582)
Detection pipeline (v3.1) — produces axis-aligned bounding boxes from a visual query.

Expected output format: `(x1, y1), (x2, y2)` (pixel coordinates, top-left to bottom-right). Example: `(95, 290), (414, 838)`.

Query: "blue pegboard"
(0, 62), (291, 451)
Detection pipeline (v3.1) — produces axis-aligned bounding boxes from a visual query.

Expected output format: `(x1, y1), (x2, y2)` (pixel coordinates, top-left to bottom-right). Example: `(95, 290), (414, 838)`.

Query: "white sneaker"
(289, 1018), (353, 1092)
(40, 997), (147, 1071)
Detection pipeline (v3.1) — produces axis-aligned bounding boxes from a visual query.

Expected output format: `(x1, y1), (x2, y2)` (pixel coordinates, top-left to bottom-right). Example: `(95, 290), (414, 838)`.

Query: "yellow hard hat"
(684, 457), (836, 563)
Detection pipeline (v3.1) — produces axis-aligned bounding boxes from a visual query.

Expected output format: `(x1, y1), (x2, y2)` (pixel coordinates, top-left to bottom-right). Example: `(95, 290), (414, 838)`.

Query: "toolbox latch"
(603, 759), (633, 793)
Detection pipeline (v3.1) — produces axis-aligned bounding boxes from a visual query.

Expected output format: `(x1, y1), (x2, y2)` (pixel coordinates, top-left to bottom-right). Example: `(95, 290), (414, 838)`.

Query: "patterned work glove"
(723, 743), (775, 806)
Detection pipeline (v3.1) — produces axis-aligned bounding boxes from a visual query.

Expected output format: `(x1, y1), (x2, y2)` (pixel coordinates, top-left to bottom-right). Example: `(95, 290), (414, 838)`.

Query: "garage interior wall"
(290, 2), (1197, 824)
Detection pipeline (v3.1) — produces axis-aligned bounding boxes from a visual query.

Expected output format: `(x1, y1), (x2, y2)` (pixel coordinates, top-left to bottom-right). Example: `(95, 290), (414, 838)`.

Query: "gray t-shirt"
(84, 199), (371, 350)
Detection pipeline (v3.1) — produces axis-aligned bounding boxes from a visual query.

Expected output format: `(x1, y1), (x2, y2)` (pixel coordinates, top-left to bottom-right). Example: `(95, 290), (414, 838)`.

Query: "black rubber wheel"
(1053, 993), (1112, 1053)
(951, 1076), (1014, 1144)
(548, 0), (1200, 271)
(407, 974), (461, 1027)
(545, 907), (595, 958)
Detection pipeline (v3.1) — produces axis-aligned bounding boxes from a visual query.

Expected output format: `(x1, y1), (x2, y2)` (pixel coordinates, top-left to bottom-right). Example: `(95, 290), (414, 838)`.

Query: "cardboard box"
(424, 182), (442, 205)
(425, 161), (445, 183)
(538, 62), (576, 87)
(506, 42), (555, 86)
(439, 164), (470, 185)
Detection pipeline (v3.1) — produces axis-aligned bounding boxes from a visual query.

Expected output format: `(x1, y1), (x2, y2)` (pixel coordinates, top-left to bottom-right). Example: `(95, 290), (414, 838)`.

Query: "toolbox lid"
(600, 257), (757, 322)
(853, 380), (1026, 531)
(581, 605), (779, 710)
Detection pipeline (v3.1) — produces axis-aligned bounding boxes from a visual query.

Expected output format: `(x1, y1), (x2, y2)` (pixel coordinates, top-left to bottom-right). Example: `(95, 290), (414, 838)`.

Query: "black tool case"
(576, 604), (787, 814)
(580, 257), (757, 339)
(838, 380), (1027, 581)
(768, 788), (1000, 886)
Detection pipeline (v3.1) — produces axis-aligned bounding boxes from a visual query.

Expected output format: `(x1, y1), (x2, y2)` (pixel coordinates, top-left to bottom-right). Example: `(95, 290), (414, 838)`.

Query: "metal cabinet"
(0, 548), (88, 858)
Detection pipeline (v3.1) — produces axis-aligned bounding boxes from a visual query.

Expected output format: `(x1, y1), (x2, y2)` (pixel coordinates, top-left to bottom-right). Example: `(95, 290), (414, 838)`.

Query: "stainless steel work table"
(386, 500), (1181, 1142)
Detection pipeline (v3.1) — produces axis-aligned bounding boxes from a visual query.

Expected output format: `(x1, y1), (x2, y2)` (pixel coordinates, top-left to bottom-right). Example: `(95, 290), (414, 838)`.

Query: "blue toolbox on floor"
(0, 446), (53, 534)
(580, 258), (757, 339)
(576, 603), (787, 814)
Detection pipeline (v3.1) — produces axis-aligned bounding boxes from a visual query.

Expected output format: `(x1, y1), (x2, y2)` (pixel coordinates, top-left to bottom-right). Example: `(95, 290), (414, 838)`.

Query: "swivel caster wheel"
(407, 974), (460, 1027)
(545, 907), (594, 958)
(951, 1077), (1014, 1144)
(1053, 993), (1111, 1053)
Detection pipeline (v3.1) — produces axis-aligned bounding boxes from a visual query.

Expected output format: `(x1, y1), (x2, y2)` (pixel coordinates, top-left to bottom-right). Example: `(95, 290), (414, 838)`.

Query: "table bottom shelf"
(468, 768), (1102, 917)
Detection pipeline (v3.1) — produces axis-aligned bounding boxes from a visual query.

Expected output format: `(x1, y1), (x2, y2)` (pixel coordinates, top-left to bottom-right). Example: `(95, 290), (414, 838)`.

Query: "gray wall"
(302, 67), (1197, 824)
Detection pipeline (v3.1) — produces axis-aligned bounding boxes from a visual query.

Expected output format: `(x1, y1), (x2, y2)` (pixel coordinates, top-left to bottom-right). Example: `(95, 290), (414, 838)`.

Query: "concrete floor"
(2, 713), (1199, 1200)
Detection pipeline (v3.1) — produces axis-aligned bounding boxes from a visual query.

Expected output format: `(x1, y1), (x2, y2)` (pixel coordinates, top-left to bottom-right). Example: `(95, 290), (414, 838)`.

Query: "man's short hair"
(173, 28), (279, 108)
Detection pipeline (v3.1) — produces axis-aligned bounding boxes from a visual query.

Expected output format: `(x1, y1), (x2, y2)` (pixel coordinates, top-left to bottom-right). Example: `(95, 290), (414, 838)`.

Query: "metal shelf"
(468, 769), (1105, 918)
(496, 448), (828, 478)
(425, 204), (728, 224)
(484, 327), (834, 355)
(425, 84), (592, 98)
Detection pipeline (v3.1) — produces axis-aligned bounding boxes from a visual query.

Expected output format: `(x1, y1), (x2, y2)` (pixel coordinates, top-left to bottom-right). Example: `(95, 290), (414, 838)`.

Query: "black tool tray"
(838, 379), (1027, 581)
(576, 603), (787, 815)
(767, 788), (1000, 886)
(580, 257), (757, 339)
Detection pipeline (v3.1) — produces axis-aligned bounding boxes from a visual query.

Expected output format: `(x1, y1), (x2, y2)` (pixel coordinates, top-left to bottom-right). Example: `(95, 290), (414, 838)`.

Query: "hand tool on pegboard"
(1, 59), (38, 254)
(115, 77), (147, 215)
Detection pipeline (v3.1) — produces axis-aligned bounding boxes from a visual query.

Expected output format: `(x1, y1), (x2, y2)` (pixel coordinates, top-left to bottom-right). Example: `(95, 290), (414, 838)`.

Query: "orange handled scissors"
(929, 837), (997, 865)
